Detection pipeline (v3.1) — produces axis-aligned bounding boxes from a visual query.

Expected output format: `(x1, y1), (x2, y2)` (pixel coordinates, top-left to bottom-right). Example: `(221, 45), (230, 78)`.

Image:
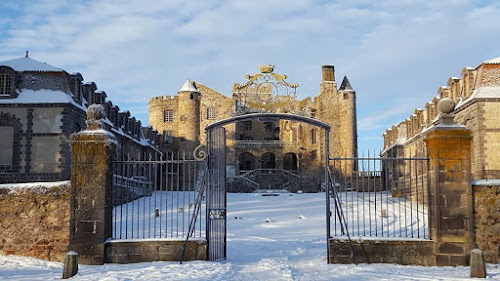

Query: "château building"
(382, 57), (500, 180)
(149, 65), (358, 191)
(0, 53), (160, 183)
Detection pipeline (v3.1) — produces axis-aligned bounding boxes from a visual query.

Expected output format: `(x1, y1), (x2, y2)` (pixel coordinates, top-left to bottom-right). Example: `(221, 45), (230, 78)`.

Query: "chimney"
(322, 65), (335, 82)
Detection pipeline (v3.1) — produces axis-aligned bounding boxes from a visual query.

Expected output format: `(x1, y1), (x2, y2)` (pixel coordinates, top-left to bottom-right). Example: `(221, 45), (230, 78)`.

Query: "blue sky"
(1, 0), (499, 154)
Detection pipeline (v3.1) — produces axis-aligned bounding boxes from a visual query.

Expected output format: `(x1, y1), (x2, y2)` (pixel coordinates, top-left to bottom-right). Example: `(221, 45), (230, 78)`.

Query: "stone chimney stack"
(322, 65), (335, 82)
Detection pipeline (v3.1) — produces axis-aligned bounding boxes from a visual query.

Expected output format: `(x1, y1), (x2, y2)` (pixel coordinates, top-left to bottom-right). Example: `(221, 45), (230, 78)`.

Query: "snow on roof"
(1, 89), (72, 104)
(0, 56), (64, 72)
(482, 56), (500, 64)
(456, 86), (500, 108)
(179, 79), (199, 92)
(472, 179), (500, 186)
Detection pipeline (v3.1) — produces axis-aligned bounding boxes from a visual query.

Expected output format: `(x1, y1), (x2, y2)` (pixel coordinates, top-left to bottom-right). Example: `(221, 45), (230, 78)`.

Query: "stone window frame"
(264, 122), (273, 132)
(206, 107), (216, 120)
(242, 120), (252, 131)
(163, 130), (174, 144)
(163, 110), (174, 122)
(311, 128), (317, 144)
(0, 112), (22, 171)
(310, 150), (318, 160)
(0, 67), (16, 98)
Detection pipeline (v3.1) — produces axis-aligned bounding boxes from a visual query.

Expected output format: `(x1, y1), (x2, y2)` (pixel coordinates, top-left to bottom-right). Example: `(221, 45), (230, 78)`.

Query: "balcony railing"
(235, 140), (297, 147)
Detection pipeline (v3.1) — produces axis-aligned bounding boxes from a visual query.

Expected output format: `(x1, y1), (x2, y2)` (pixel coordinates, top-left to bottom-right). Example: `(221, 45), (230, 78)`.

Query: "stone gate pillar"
(424, 98), (475, 266)
(69, 105), (116, 265)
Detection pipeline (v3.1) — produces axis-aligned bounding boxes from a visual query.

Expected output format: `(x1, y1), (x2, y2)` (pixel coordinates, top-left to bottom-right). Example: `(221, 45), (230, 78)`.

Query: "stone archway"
(261, 152), (275, 169)
(283, 152), (298, 171)
(239, 152), (256, 171)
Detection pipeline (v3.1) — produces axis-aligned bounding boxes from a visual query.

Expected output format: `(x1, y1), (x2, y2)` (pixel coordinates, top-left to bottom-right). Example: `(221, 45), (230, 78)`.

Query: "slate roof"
(0, 56), (64, 72)
(339, 75), (353, 91)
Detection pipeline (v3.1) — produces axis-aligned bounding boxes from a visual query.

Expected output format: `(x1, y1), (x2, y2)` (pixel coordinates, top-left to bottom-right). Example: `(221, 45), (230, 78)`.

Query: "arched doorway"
(239, 152), (256, 171)
(261, 152), (275, 169)
(283, 152), (298, 170)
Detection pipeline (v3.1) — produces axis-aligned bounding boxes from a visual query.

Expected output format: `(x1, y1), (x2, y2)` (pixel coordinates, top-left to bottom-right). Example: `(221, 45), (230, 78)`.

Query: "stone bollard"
(62, 251), (78, 279)
(470, 249), (487, 278)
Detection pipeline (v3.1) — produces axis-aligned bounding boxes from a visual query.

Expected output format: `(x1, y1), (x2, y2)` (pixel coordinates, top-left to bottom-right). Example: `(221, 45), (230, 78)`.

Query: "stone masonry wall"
(0, 182), (70, 262)
(473, 184), (500, 263)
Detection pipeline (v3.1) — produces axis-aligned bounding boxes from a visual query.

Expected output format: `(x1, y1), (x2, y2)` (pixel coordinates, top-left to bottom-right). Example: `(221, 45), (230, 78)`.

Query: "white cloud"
(1, 0), (500, 152)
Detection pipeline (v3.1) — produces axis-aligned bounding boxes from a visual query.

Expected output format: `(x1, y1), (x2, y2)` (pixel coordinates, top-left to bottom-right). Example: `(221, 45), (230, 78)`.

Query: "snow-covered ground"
(1, 192), (499, 280)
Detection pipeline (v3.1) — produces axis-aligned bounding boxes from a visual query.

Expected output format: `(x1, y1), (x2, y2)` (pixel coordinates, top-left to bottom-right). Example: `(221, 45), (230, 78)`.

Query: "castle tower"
(338, 75), (358, 159)
(177, 79), (200, 151)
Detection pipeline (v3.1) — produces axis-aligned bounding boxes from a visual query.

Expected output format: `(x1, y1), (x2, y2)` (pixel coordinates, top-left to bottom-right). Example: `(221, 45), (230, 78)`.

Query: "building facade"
(149, 64), (358, 191)
(0, 53), (160, 183)
(382, 57), (500, 180)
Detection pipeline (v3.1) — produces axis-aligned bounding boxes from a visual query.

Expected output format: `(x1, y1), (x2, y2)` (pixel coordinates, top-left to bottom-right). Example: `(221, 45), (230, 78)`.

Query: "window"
(0, 126), (14, 164)
(207, 107), (216, 120)
(163, 130), (173, 144)
(311, 129), (317, 144)
(265, 122), (273, 132)
(0, 73), (12, 96)
(243, 121), (252, 130)
(163, 110), (174, 122)
(310, 110), (316, 118)
(310, 150), (318, 160)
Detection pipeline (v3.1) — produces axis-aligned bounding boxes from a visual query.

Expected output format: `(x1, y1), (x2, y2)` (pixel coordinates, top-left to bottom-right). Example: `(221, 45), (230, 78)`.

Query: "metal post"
(325, 128), (330, 261)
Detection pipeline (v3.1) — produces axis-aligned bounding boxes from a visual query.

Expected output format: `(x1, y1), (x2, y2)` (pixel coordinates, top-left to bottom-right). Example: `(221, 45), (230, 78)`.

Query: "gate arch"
(204, 112), (330, 261)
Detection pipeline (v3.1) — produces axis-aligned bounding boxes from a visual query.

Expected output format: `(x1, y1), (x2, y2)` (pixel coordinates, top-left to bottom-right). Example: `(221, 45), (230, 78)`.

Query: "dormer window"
(0, 67), (15, 98)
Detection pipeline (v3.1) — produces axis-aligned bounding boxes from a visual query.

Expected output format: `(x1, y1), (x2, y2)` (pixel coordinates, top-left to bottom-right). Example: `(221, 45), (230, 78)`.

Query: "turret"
(338, 75), (358, 159)
(177, 79), (200, 150)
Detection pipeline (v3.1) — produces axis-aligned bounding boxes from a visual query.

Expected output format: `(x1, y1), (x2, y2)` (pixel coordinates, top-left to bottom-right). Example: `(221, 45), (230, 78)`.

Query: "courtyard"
(1, 192), (498, 280)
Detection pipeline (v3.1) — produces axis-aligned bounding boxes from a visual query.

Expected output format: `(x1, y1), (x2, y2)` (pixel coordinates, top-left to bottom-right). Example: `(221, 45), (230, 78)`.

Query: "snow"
(483, 56), (500, 64)
(0, 89), (72, 104)
(456, 86), (500, 109)
(472, 179), (500, 186)
(0, 57), (64, 72)
(0, 180), (69, 190)
(0, 192), (499, 280)
(179, 79), (199, 92)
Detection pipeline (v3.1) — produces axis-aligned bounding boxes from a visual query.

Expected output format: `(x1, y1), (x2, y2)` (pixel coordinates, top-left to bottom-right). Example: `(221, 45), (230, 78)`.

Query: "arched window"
(0, 73), (13, 97)
(283, 153), (298, 170)
(261, 152), (275, 169)
(239, 152), (256, 171)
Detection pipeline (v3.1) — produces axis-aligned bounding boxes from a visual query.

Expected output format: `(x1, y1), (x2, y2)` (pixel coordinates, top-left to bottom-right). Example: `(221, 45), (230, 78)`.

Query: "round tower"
(338, 75), (357, 159)
(177, 79), (201, 151)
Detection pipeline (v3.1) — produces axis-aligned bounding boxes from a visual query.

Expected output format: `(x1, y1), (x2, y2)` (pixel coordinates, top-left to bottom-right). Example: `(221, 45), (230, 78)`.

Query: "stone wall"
(105, 240), (207, 263)
(473, 183), (500, 263)
(329, 239), (436, 265)
(0, 182), (70, 262)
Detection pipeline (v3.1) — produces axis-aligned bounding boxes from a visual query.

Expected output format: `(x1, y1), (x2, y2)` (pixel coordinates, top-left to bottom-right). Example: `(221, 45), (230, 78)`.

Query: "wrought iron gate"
(206, 126), (227, 261)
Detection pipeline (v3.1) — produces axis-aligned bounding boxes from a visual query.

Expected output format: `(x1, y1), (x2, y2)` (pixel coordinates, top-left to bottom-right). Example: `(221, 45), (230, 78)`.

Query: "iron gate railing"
(111, 152), (206, 240)
(327, 155), (430, 239)
(206, 126), (227, 261)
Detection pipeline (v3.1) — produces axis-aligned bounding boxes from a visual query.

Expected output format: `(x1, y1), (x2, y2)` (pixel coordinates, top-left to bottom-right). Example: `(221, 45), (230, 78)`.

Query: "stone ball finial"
(87, 104), (106, 121)
(86, 104), (106, 130)
(438, 97), (455, 114)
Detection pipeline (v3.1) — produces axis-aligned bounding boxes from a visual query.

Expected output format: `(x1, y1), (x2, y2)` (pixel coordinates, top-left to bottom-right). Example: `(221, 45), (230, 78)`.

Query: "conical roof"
(179, 79), (199, 92)
(339, 75), (354, 91)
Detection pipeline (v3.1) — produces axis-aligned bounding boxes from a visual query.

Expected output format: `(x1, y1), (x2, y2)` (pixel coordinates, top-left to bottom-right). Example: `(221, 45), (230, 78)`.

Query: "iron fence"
(111, 152), (206, 240)
(328, 154), (430, 239)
